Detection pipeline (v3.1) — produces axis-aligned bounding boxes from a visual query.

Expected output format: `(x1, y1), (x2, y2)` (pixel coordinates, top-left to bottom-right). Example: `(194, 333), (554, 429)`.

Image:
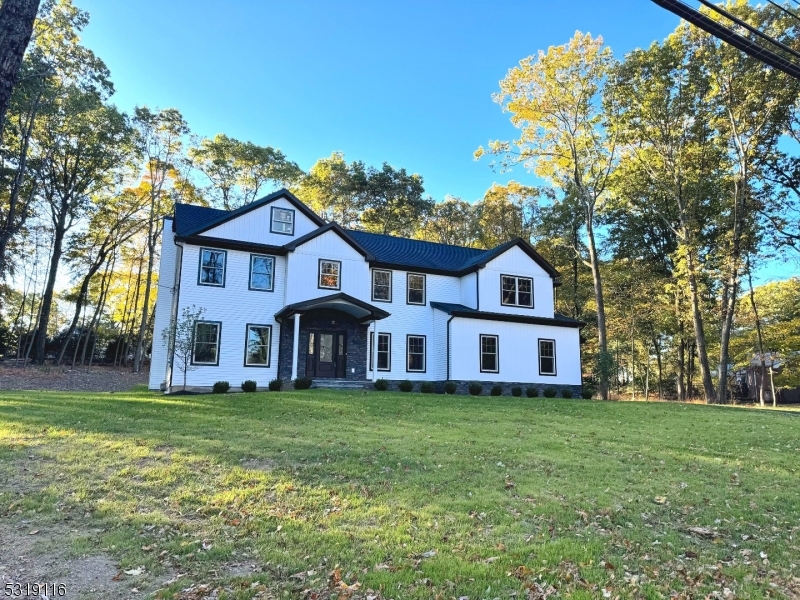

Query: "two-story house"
(149, 190), (584, 393)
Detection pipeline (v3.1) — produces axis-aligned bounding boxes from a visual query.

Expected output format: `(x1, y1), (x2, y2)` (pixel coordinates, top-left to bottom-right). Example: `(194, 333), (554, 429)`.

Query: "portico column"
(291, 313), (300, 381)
(372, 321), (379, 382)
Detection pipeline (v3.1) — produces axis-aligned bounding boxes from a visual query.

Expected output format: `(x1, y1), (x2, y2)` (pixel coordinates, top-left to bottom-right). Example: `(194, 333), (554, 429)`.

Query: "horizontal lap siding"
(174, 244), (286, 388)
(199, 197), (319, 246)
(450, 317), (581, 385)
(149, 220), (176, 390)
(478, 246), (555, 317)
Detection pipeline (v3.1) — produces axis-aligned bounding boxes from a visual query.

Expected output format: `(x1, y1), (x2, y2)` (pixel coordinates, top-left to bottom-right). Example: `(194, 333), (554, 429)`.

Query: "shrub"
(398, 380), (414, 392)
(490, 384), (503, 396)
(241, 380), (257, 393)
(444, 381), (457, 395)
(212, 381), (230, 394)
(543, 386), (557, 398)
(268, 378), (283, 392)
(294, 377), (312, 390)
(561, 388), (573, 399)
(526, 387), (538, 398)
(374, 378), (389, 391)
(581, 388), (594, 399)
(511, 386), (522, 397)
(468, 382), (483, 396)
(421, 381), (434, 394)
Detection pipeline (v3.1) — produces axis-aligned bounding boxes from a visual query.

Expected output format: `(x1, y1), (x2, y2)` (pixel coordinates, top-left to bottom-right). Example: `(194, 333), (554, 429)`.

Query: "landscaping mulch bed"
(0, 364), (148, 392)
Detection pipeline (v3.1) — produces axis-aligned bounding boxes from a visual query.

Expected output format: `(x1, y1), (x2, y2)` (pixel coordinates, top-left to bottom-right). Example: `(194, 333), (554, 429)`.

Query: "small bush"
(468, 382), (483, 396)
(511, 386), (522, 397)
(241, 380), (257, 393)
(561, 388), (573, 399)
(490, 384), (503, 396)
(294, 377), (312, 390)
(268, 378), (283, 392)
(420, 381), (434, 394)
(526, 387), (538, 398)
(581, 388), (594, 399)
(374, 378), (389, 391)
(399, 380), (414, 392)
(444, 381), (457, 395)
(212, 381), (230, 394)
(543, 386), (557, 398)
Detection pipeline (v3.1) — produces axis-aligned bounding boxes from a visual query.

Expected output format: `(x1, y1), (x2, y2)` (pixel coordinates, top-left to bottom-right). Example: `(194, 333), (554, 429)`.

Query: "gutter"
(446, 315), (455, 381)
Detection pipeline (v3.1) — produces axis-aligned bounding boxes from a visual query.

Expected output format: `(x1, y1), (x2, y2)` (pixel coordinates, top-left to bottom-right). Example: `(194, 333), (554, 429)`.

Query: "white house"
(149, 190), (584, 393)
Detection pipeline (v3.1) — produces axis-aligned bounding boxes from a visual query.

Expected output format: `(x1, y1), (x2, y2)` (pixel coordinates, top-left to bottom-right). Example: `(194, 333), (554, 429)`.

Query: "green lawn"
(0, 389), (798, 599)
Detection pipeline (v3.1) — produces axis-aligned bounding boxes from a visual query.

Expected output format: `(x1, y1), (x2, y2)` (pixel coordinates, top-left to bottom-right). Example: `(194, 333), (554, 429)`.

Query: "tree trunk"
(677, 318), (686, 401)
(33, 216), (66, 364)
(585, 211), (609, 400)
(685, 251), (716, 402)
(768, 363), (777, 408)
(746, 256), (767, 407)
(133, 214), (157, 372)
(0, 0), (40, 134)
(653, 336), (663, 400)
(57, 265), (99, 365)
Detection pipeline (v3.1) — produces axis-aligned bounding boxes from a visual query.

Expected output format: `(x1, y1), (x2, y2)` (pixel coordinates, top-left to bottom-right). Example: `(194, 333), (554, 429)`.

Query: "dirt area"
(0, 364), (148, 393)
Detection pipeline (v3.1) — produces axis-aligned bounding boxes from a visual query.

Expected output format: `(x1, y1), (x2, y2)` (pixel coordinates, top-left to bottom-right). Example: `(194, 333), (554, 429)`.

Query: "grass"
(0, 388), (798, 599)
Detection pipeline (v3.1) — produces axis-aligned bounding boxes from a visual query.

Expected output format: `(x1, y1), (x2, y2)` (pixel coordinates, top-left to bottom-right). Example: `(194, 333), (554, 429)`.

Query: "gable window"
(406, 335), (426, 372)
(501, 275), (533, 307)
(539, 339), (556, 376)
(244, 324), (271, 367)
(370, 332), (391, 371)
(480, 334), (499, 373)
(270, 207), (295, 235)
(407, 273), (426, 305)
(372, 269), (392, 302)
(249, 254), (275, 291)
(192, 321), (221, 365)
(199, 248), (226, 287)
(318, 259), (341, 290)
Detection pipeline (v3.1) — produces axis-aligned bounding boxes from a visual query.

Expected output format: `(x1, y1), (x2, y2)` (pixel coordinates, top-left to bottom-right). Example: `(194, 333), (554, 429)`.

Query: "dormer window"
(501, 275), (533, 307)
(270, 207), (294, 235)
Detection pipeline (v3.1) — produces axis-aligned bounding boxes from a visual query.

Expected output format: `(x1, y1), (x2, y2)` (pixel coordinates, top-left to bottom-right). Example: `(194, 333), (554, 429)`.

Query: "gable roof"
(177, 189), (326, 237)
(430, 302), (584, 328)
(285, 222), (374, 259)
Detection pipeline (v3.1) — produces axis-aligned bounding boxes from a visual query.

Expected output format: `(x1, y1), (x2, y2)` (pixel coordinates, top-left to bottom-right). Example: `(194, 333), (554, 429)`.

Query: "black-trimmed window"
(318, 259), (341, 290)
(539, 338), (556, 375)
(249, 254), (275, 291)
(198, 248), (226, 287)
(271, 207), (294, 235)
(480, 334), (499, 373)
(407, 273), (426, 305)
(369, 332), (391, 371)
(406, 335), (426, 372)
(372, 269), (392, 302)
(192, 321), (221, 365)
(501, 275), (533, 307)
(244, 324), (271, 367)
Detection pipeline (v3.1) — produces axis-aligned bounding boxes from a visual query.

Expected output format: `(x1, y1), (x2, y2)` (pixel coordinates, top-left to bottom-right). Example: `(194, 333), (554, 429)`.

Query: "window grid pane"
(193, 322), (219, 364)
(200, 250), (225, 285)
(250, 256), (274, 290)
(373, 270), (391, 300)
(408, 274), (425, 304)
(407, 336), (425, 371)
(539, 340), (556, 374)
(272, 208), (293, 233)
(319, 261), (340, 288)
(481, 335), (498, 372)
(246, 326), (270, 365)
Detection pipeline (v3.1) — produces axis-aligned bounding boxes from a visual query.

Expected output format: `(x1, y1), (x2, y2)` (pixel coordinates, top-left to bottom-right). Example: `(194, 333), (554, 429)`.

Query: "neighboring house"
(149, 189), (584, 393)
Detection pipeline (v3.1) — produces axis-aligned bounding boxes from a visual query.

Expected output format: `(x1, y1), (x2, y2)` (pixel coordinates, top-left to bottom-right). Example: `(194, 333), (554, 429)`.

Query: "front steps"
(311, 378), (367, 390)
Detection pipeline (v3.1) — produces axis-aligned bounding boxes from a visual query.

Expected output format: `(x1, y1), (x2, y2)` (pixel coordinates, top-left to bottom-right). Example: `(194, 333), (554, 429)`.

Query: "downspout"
(167, 240), (184, 393)
(446, 316), (455, 381)
(475, 270), (480, 311)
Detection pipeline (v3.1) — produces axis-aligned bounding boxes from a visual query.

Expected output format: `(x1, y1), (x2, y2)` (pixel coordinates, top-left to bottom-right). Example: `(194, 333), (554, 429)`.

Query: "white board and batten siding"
(477, 245), (555, 317)
(199, 197), (319, 246)
(170, 243), (286, 388)
(459, 272), (478, 309)
(149, 218), (177, 390)
(449, 317), (581, 385)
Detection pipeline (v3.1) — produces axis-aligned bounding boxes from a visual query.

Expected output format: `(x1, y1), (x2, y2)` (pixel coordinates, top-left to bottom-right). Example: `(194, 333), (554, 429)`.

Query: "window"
(407, 273), (426, 305)
(244, 324), (271, 367)
(249, 254), (275, 291)
(198, 248), (226, 287)
(501, 275), (533, 307)
(480, 334), (499, 373)
(539, 339), (556, 375)
(271, 207), (294, 235)
(370, 332), (391, 371)
(192, 321), (221, 365)
(318, 259), (341, 290)
(406, 335), (426, 372)
(372, 269), (392, 302)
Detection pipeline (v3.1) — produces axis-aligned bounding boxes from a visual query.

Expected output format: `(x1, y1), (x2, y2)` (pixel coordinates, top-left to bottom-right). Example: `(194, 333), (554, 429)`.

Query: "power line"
(765, 0), (800, 26)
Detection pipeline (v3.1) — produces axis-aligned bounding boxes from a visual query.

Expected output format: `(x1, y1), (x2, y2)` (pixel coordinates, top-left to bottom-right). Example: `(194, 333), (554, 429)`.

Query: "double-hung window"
(480, 334), (499, 373)
(192, 321), (221, 365)
(372, 269), (392, 302)
(270, 207), (294, 235)
(369, 332), (391, 371)
(407, 273), (426, 305)
(199, 248), (226, 286)
(244, 324), (271, 367)
(318, 259), (341, 290)
(539, 339), (556, 375)
(249, 254), (275, 291)
(501, 275), (533, 307)
(406, 335), (426, 372)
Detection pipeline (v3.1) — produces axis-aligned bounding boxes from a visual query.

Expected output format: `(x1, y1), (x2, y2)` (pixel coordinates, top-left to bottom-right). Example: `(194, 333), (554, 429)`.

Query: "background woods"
(0, 0), (797, 403)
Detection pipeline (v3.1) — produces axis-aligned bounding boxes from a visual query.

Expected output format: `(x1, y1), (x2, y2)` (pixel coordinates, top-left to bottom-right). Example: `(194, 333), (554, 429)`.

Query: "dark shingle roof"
(173, 204), (228, 236)
(429, 302), (585, 328)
